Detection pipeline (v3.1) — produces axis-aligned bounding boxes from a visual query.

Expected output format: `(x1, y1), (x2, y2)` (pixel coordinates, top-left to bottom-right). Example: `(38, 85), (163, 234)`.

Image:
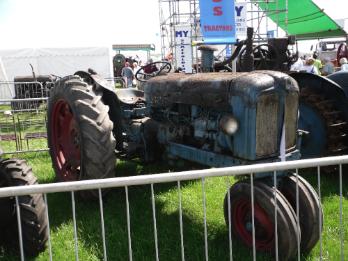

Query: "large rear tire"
(0, 158), (48, 256)
(224, 180), (299, 260)
(47, 75), (116, 186)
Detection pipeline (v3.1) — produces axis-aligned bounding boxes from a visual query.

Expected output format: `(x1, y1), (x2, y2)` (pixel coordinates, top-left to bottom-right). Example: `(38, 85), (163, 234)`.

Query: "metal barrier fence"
(0, 155), (347, 261)
(0, 81), (49, 154)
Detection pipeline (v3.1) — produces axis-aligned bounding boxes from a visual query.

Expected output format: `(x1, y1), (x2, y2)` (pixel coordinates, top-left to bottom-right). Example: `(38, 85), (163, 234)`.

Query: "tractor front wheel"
(279, 174), (323, 253)
(224, 180), (299, 260)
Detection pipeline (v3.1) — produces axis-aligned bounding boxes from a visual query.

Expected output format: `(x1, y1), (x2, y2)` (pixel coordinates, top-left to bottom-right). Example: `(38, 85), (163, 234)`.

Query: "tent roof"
(256, 0), (347, 39)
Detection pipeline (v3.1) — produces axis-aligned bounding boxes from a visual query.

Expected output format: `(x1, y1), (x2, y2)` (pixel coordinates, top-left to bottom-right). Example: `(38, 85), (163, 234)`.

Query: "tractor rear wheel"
(47, 75), (116, 187)
(224, 180), (299, 260)
(0, 158), (48, 256)
(279, 174), (323, 252)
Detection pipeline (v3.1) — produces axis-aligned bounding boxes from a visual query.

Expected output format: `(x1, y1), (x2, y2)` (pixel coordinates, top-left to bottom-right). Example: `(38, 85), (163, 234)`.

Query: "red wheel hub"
(233, 199), (274, 250)
(51, 100), (81, 181)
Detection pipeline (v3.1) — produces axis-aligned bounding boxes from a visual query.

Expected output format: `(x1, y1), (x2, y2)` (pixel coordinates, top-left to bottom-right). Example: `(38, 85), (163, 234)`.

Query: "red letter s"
(214, 6), (223, 16)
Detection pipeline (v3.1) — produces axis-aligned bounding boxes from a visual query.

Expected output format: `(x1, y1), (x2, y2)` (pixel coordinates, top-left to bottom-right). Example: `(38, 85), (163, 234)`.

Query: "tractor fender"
(74, 70), (124, 149)
(290, 72), (347, 100)
(290, 72), (348, 158)
(74, 70), (116, 93)
(74, 70), (122, 122)
(290, 72), (348, 118)
(327, 71), (348, 98)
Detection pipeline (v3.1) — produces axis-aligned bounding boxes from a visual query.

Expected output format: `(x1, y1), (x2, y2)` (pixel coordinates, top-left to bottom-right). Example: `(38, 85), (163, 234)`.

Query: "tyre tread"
(0, 158), (48, 256)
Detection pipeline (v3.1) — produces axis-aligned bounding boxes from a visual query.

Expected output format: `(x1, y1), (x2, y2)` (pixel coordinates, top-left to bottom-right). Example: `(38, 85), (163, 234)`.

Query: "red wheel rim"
(51, 99), (81, 181)
(233, 198), (274, 250)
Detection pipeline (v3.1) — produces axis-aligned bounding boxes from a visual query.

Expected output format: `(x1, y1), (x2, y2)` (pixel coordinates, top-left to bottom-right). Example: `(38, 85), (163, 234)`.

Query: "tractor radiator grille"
(256, 93), (279, 157)
(285, 92), (299, 149)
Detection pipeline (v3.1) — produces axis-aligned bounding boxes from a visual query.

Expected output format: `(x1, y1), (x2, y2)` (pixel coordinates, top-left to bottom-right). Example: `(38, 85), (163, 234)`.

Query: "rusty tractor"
(46, 64), (325, 260)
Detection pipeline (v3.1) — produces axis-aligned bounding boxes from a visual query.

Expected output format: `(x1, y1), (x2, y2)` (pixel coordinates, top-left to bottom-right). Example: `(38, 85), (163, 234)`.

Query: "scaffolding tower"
(158, 0), (288, 69)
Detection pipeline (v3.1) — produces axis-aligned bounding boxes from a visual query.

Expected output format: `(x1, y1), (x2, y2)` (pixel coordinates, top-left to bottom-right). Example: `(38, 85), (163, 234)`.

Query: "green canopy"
(256, 0), (347, 39)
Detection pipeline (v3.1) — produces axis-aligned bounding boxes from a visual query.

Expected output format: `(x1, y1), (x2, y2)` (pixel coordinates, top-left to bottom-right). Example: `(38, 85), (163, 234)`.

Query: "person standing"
(132, 62), (142, 87)
(121, 62), (134, 88)
(290, 57), (304, 71)
(301, 57), (319, 75)
(143, 59), (158, 74)
(340, 58), (348, 71)
(321, 58), (335, 76)
(312, 52), (323, 75)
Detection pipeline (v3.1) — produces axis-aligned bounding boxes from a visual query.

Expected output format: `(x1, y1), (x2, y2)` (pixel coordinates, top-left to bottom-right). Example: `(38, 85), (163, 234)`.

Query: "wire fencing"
(0, 81), (49, 154)
(0, 155), (347, 260)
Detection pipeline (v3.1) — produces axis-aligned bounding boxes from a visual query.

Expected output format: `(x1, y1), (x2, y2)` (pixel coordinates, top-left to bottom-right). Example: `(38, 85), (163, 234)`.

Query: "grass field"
(0, 151), (347, 261)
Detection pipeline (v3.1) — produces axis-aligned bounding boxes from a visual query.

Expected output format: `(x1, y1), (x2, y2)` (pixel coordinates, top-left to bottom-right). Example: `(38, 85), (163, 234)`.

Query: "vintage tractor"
(0, 148), (48, 256)
(47, 67), (322, 259)
(11, 73), (56, 111)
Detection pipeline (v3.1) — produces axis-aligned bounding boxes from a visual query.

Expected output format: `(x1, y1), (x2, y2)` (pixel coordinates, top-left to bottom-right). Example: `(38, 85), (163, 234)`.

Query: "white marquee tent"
(0, 47), (113, 98)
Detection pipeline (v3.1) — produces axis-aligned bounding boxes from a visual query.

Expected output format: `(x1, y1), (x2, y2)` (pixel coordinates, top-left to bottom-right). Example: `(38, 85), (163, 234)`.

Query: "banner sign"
(174, 25), (193, 73)
(235, 2), (247, 37)
(199, 0), (236, 44)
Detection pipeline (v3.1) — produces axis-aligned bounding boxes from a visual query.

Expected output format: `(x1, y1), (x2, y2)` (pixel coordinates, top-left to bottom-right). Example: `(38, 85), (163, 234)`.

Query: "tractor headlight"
(219, 115), (239, 135)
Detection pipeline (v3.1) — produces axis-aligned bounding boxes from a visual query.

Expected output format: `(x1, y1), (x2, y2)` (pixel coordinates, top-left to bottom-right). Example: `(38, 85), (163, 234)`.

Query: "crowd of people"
(291, 51), (348, 76)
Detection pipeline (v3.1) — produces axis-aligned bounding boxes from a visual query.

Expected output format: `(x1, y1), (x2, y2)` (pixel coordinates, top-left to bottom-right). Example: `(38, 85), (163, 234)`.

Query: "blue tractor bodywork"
(144, 71), (300, 167)
(92, 70), (300, 170)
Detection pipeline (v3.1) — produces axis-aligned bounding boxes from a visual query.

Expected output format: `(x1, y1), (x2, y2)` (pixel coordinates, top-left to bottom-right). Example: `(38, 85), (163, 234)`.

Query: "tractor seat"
(115, 88), (145, 104)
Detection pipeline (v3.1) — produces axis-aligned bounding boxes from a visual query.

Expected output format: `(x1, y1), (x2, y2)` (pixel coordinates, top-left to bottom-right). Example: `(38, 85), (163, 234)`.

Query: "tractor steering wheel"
(252, 44), (280, 70)
(135, 61), (172, 82)
(337, 43), (348, 66)
(238, 44), (280, 71)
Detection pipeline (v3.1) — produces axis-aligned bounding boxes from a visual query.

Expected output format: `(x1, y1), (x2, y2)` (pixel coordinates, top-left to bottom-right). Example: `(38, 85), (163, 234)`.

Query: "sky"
(313, 0), (347, 20)
(0, 0), (162, 50)
(0, 0), (347, 53)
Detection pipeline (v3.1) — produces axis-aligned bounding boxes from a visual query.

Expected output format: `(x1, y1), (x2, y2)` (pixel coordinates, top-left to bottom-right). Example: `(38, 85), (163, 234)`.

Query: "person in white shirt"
(301, 57), (319, 75)
(132, 62), (143, 87)
(290, 57), (304, 71)
(339, 57), (348, 71)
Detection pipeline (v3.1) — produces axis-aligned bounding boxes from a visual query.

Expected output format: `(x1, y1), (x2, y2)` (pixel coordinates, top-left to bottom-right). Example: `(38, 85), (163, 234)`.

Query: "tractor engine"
(143, 71), (300, 166)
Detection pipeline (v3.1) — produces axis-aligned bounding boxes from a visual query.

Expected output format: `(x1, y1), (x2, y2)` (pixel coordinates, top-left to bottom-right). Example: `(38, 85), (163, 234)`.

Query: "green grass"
(0, 152), (347, 260)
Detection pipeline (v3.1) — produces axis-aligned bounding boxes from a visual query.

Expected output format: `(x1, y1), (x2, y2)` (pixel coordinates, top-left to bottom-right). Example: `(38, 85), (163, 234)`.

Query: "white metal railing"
(1, 156), (347, 196)
(0, 155), (347, 260)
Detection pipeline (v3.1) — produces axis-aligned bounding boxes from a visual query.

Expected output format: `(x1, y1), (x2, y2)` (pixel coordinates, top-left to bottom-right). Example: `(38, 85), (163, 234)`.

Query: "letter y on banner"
(199, 0), (236, 44)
